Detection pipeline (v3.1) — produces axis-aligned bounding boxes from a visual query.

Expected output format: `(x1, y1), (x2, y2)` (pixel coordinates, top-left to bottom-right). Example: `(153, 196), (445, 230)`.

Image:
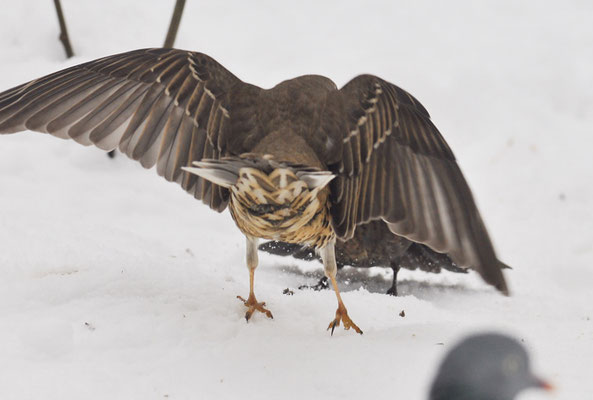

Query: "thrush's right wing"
(0, 48), (261, 211)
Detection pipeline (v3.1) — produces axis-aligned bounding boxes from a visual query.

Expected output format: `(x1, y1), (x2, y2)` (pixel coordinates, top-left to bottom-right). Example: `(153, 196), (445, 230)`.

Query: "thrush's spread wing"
(329, 74), (507, 293)
(0, 48), (255, 211)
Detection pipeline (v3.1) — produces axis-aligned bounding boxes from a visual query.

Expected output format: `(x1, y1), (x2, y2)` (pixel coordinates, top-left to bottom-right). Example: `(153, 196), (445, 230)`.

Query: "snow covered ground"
(0, 1), (591, 399)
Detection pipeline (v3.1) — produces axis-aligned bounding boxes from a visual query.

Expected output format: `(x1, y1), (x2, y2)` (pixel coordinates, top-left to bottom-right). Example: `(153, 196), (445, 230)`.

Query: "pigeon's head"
(430, 333), (553, 400)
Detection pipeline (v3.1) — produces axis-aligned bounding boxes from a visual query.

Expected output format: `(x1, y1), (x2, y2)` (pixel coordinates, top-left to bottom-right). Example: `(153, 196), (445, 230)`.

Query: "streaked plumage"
(185, 157), (336, 248)
(0, 48), (508, 334)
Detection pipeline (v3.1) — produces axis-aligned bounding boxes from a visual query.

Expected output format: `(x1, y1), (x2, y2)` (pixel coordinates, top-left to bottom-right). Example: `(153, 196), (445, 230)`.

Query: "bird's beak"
(533, 376), (554, 392)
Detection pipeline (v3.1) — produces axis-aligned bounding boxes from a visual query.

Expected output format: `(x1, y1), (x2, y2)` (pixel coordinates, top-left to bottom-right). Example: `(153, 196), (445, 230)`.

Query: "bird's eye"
(502, 354), (521, 376)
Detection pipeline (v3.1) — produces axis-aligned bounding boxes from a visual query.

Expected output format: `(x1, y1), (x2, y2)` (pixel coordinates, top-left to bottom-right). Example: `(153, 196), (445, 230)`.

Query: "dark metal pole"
(53, 0), (74, 58)
(163, 0), (187, 48)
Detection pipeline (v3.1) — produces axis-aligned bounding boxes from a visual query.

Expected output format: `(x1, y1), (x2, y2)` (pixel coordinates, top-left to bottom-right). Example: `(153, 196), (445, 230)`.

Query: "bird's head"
(429, 333), (553, 400)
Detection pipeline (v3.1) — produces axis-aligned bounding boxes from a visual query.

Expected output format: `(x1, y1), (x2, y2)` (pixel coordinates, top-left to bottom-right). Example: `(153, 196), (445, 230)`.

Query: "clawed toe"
(327, 319), (340, 335)
(327, 306), (363, 335)
(237, 295), (274, 321)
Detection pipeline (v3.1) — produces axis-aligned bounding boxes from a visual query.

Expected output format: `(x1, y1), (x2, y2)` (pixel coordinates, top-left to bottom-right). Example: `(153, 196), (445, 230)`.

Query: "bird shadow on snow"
(268, 261), (488, 301)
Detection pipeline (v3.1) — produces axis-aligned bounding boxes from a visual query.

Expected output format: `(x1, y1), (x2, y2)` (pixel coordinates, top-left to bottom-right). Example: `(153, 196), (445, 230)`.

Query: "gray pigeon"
(430, 333), (553, 400)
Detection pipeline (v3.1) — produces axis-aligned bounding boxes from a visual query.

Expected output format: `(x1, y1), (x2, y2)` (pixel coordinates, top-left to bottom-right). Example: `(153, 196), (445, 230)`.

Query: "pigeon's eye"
(502, 354), (522, 376)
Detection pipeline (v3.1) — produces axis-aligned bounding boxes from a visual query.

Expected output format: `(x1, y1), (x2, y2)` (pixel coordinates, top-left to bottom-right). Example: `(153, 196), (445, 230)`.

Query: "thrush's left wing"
(328, 74), (507, 293)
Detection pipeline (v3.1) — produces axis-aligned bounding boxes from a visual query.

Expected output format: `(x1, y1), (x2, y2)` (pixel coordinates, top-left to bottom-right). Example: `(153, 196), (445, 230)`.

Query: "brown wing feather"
(0, 48), (255, 212)
(330, 74), (507, 293)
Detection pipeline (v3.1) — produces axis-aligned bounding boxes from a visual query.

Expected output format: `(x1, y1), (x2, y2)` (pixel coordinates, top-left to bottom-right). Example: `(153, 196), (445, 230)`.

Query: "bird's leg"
(386, 262), (400, 296)
(237, 236), (273, 321)
(322, 240), (363, 335)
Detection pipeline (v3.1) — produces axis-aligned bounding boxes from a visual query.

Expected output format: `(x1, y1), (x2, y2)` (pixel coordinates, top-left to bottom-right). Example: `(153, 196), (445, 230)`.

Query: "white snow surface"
(0, 1), (591, 399)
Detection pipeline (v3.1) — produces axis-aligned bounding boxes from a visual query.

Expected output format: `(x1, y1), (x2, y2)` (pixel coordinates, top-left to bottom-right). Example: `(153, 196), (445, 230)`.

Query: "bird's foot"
(386, 286), (398, 296)
(237, 294), (273, 321)
(327, 304), (363, 335)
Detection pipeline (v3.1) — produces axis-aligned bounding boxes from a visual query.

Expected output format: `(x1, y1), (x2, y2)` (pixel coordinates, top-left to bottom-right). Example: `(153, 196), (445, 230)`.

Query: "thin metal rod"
(53, 0), (74, 58)
(163, 0), (187, 48)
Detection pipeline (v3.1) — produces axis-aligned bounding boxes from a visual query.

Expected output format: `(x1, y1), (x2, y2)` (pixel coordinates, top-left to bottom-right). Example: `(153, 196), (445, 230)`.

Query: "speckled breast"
(228, 167), (335, 249)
